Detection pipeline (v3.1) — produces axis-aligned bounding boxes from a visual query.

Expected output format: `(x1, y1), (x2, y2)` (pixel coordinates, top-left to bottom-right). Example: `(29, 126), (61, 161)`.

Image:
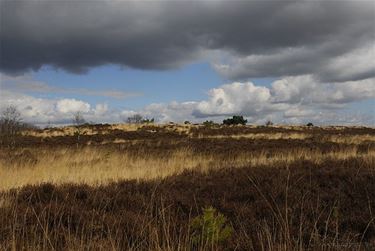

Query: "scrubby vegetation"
(307, 122), (314, 127)
(0, 105), (35, 147)
(265, 120), (274, 126)
(223, 115), (247, 125)
(203, 120), (217, 127)
(0, 122), (375, 250)
(126, 114), (155, 124)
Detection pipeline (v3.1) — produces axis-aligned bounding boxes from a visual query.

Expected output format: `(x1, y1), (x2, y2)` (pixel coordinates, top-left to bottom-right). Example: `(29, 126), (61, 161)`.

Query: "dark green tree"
(223, 115), (247, 125)
(306, 122), (314, 127)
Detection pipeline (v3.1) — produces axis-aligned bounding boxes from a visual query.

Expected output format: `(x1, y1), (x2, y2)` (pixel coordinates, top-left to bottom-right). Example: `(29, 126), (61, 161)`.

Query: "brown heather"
(0, 124), (375, 250)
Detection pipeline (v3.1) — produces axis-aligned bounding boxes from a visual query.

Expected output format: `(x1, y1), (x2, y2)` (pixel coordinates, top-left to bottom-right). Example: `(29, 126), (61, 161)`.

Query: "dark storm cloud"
(1, 0), (374, 81)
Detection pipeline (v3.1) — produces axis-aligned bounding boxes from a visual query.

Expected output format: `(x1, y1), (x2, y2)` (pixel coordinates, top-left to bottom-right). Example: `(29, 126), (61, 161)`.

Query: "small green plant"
(190, 206), (233, 246)
(223, 115), (247, 125)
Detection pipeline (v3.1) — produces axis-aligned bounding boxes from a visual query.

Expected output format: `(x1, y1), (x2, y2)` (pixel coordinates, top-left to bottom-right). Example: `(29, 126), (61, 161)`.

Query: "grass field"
(1, 124), (375, 250)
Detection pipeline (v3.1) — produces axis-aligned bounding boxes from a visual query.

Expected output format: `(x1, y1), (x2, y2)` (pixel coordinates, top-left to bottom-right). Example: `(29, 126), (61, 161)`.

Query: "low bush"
(223, 115), (247, 125)
(203, 120), (217, 127)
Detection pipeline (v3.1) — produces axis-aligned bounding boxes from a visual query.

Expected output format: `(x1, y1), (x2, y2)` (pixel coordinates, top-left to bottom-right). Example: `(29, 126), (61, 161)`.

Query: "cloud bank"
(1, 0), (373, 126)
(1, 0), (374, 82)
(2, 75), (374, 126)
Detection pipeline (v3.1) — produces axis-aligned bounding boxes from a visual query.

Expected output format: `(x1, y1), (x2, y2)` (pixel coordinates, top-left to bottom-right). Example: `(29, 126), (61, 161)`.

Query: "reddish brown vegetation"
(1, 158), (374, 250)
(0, 125), (374, 250)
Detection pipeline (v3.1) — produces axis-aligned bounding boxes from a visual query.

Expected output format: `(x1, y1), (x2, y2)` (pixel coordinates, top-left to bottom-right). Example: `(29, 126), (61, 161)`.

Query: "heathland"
(0, 123), (374, 250)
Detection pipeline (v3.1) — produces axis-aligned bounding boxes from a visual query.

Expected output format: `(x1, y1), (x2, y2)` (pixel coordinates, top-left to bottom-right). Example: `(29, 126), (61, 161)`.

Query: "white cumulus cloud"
(56, 99), (90, 114)
(1, 75), (374, 126)
(195, 82), (272, 117)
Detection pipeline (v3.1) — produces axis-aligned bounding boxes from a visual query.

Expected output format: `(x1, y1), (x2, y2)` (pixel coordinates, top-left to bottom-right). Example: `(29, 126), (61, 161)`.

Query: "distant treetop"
(223, 116), (247, 125)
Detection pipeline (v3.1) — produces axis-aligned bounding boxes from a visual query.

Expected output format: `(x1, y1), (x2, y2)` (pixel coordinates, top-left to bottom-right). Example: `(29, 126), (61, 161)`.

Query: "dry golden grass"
(0, 147), (205, 191)
(2, 125), (375, 250)
(1, 145), (374, 191)
(200, 132), (311, 140)
(21, 123), (197, 137)
(325, 134), (375, 144)
(22, 124), (375, 147)
(4, 124), (374, 192)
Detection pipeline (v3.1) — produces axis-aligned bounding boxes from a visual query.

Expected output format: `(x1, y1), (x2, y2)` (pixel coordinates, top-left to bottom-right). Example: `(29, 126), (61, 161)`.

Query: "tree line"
(1, 105), (315, 147)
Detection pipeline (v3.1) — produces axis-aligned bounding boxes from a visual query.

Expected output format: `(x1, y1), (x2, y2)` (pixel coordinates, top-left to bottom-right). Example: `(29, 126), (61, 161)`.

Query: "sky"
(0, 0), (374, 126)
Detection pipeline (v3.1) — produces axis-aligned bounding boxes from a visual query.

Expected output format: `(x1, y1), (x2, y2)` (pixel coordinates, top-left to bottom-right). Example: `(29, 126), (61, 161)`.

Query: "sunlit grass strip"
(1, 146), (374, 191)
